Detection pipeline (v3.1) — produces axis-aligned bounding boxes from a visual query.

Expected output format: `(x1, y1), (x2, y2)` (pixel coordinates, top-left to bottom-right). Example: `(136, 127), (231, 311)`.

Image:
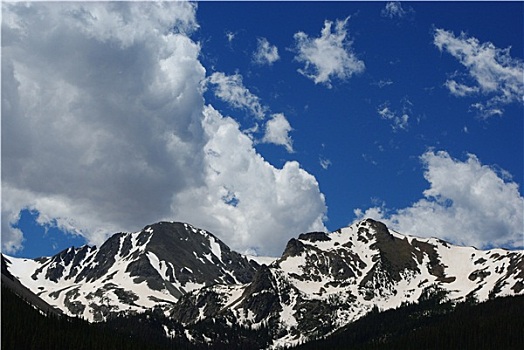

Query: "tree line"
(292, 294), (524, 350)
(3, 283), (523, 350)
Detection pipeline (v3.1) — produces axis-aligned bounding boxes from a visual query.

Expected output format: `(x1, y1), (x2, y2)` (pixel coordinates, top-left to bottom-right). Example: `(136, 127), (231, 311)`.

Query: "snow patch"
(208, 236), (223, 263)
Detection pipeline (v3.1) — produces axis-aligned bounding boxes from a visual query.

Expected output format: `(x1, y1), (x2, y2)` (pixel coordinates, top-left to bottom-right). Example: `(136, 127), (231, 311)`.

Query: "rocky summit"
(3, 219), (523, 348)
(3, 222), (258, 322)
(169, 219), (524, 347)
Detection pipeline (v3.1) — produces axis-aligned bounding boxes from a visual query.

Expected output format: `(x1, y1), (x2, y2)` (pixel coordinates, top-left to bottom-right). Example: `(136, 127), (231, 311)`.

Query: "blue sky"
(2, 1), (523, 258)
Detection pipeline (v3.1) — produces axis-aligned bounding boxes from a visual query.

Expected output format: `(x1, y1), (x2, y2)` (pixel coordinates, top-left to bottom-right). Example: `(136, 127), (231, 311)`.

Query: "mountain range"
(2, 218), (523, 348)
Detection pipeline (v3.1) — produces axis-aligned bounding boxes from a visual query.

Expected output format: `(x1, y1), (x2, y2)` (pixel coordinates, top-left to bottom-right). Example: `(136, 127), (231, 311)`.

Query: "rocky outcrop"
(3, 221), (259, 321)
(169, 219), (524, 348)
(3, 219), (523, 348)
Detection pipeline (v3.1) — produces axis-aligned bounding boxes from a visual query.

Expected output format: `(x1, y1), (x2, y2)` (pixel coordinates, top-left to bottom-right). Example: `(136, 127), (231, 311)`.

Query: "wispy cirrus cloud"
(377, 98), (412, 131)
(434, 29), (524, 118)
(253, 37), (280, 65)
(226, 31), (236, 43)
(293, 17), (365, 88)
(444, 79), (480, 97)
(374, 79), (394, 88)
(206, 72), (267, 120)
(381, 2), (414, 19)
(319, 157), (332, 170)
(355, 150), (524, 249)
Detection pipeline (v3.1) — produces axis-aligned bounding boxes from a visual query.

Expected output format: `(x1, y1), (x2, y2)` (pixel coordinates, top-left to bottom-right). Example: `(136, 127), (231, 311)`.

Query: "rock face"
(3, 219), (524, 348)
(3, 222), (258, 322)
(170, 219), (524, 348)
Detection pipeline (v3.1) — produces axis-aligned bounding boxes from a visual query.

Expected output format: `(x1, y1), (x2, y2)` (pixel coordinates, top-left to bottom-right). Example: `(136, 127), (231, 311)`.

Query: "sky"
(2, 1), (523, 258)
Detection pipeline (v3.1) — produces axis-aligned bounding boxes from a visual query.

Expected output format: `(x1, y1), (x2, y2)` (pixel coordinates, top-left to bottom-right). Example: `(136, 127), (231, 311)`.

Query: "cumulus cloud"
(293, 17), (365, 88)
(2, 1), (204, 252)
(205, 71), (296, 151)
(434, 29), (524, 118)
(355, 151), (524, 249)
(253, 37), (280, 65)
(262, 113), (294, 153)
(174, 106), (325, 256)
(205, 72), (267, 120)
(1, 2), (326, 257)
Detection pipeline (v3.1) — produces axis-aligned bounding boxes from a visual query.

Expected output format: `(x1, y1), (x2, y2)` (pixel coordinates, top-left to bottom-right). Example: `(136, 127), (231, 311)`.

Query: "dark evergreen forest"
(1, 285), (191, 350)
(293, 294), (524, 350)
(3, 284), (523, 350)
(2, 284), (269, 350)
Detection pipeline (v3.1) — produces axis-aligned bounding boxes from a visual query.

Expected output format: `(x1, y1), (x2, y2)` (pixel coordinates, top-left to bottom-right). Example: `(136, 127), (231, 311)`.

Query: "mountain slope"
(1, 255), (64, 317)
(3, 222), (258, 321)
(3, 218), (523, 349)
(293, 294), (524, 350)
(171, 219), (524, 348)
(1, 283), (194, 350)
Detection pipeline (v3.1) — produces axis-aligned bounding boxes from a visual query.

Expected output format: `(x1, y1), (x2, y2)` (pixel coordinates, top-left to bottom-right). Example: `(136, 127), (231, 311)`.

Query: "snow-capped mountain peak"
(3, 218), (523, 348)
(169, 218), (524, 348)
(3, 221), (258, 321)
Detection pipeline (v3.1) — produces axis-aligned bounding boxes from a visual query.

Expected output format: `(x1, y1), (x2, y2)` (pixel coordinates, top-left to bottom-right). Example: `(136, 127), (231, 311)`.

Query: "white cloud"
(262, 113), (294, 153)
(2, 1), (204, 252)
(362, 153), (378, 166)
(434, 29), (524, 118)
(226, 31), (236, 43)
(445, 79), (480, 97)
(377, 100), (410, 131)
(355, 151), (524, 249)
(174, 106), (325, 256)
(375, 79), (394, 88)
(206, 72), (267, 120)
(1, 2), (327, 257)
(293, 17), (365, 88)
(253, 37), (280, 65)
(381, 2), (410, 18)
(319, 157), (332, 170)
(205, 72), (296, 152)
(470, 103), (503, 118)
(205, 71), (297, 152)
